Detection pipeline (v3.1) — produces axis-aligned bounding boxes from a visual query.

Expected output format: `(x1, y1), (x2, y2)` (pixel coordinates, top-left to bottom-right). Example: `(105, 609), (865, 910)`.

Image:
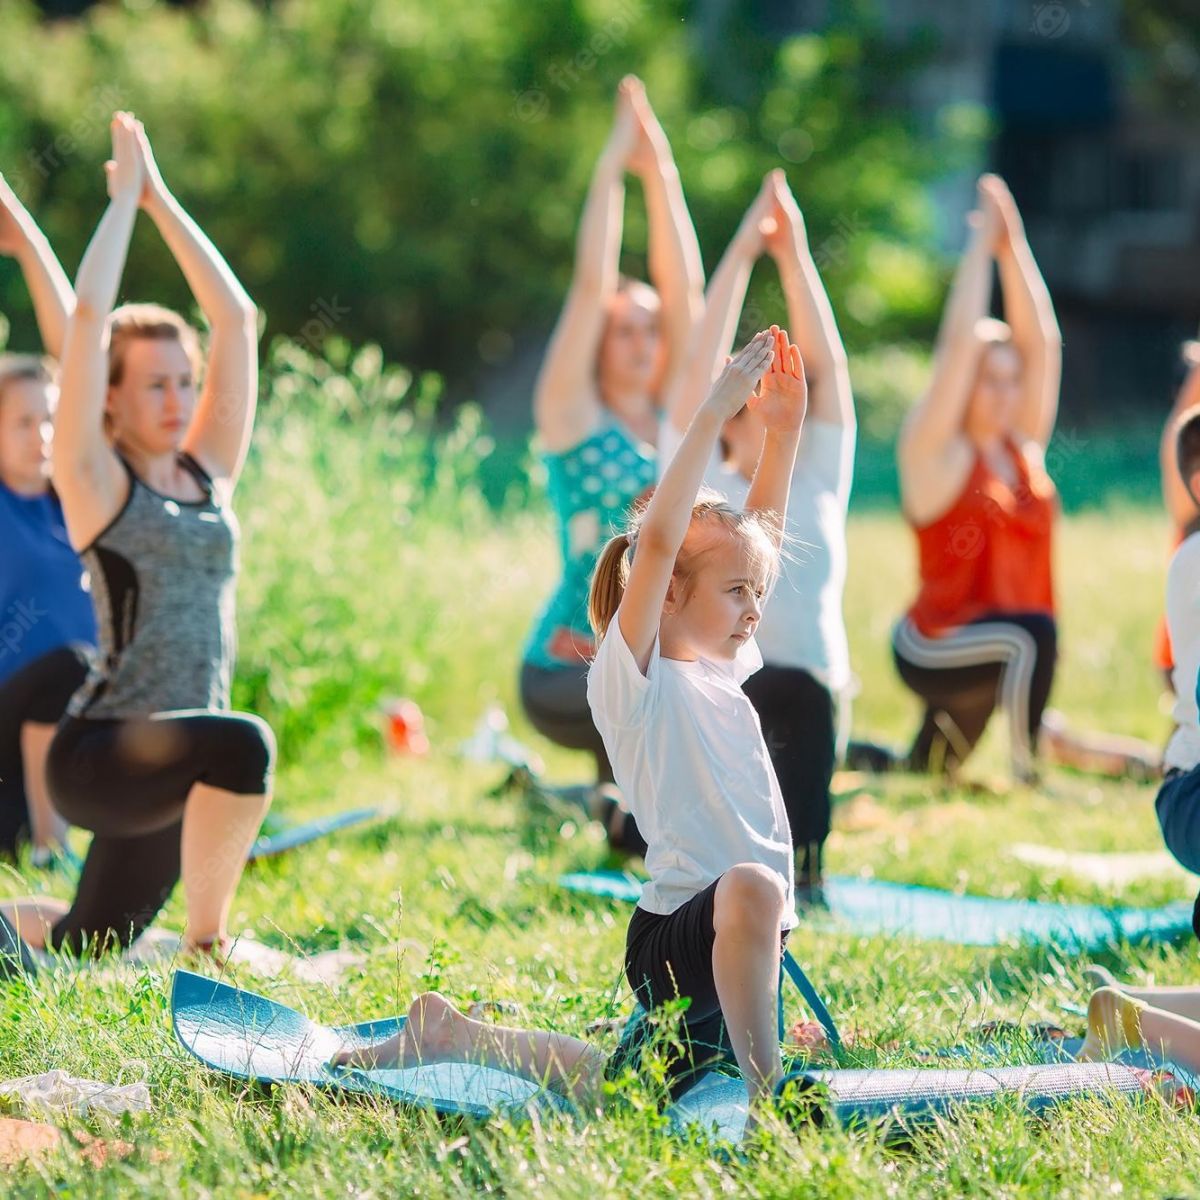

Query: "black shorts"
(607, 878), (786, 1098)
(45, 710), (275, 955)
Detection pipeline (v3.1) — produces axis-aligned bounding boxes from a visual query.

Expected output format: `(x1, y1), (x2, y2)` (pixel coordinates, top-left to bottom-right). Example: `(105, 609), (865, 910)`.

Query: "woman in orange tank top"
(887, 176), (1159, 783)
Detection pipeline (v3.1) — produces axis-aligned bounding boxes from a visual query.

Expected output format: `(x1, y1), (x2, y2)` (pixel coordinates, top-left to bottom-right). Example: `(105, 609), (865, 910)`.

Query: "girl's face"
(661, 531), (769, 662)
(597, 287), (664, 401)
(0, 377), (52, 495)
(965, 342), (1023, 445)
(107, 337), (196, 456)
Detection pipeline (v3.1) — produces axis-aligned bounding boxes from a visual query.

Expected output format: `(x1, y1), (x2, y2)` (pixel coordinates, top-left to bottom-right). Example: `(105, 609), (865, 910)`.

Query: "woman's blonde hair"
(0, 354), (54, 408)
(588, 487), (781, 639)
(107, 303), (201, 387)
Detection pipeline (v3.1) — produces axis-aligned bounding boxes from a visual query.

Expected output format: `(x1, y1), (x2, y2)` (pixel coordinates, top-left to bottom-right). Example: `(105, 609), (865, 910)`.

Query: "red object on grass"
(382, 698), (430, 755)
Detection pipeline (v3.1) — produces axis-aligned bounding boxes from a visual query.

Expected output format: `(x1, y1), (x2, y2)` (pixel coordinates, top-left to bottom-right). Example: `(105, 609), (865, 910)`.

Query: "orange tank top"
(908, 442), (1057, 638)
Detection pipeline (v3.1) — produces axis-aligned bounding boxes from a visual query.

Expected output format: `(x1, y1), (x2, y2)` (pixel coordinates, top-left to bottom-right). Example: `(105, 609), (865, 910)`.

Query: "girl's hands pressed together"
(703, 330), (775, 423)
(749, 325), (807, 433)
(624, 77), (666, 179)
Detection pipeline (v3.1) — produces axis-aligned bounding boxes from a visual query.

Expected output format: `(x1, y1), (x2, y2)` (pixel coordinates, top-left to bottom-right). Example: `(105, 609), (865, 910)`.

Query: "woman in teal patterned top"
(519, 77), (704, 852)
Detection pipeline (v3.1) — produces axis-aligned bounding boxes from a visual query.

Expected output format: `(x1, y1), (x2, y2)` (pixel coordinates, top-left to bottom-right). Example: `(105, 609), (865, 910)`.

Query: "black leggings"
(46, 710), (275, 955)
(0, 645), (90, 858)
(893, 612), (1058, 776)
(519, 660), (646, 855)
(741, 666), (836, 882)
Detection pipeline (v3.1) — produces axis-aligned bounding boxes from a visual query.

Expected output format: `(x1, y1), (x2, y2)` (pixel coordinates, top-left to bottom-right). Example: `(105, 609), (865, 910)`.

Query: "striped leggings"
(892, 612), (1058, 778)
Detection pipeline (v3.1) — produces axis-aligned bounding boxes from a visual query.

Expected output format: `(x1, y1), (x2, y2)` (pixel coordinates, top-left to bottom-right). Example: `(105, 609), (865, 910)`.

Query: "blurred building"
(862, 0), (1199, 414)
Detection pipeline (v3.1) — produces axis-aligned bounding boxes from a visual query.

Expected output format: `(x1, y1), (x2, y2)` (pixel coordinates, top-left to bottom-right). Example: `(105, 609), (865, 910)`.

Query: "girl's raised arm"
(899, 177), (1001, 472)
(766, 174), (852, 429)
(993, 178), (1062, 448)
(664, 175), (774, 435)
(131, 122), (259, 488)
(534, 81), (639, 452)
(626, 80), (705, 401)
(0, 176), (74, 359)
(617, 332), (775, 672)
(744, 325), (807, 538)
(53, 113), (143, 548)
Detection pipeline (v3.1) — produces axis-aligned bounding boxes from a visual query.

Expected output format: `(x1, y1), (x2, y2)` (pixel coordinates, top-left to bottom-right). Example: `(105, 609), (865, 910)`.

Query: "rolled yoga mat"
(558, 871), (1194, 951)
(247, 807), (384, 863)
(171, 970), (572, 1119)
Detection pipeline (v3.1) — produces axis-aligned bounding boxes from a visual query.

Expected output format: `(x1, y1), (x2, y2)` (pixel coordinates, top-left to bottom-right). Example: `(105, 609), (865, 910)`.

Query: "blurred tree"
(0, 0), (961, 406)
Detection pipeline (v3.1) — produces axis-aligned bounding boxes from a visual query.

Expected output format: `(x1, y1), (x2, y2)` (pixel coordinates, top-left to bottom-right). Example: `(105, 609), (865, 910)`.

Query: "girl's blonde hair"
(107, 303), (202, 387)
(588, 487), (781, 640)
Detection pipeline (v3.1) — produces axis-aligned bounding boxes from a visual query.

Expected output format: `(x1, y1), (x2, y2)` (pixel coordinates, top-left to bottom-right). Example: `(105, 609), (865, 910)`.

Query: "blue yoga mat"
(781, 1062), (1146, 1127)
(171, 970), (572, 1119)
(558, 871), (1194, 951)
(247, 808), (383, 862)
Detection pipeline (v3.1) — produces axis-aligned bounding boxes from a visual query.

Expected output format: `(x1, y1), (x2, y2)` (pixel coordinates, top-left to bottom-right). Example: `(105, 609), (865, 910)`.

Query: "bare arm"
(898, 179), (1001, 471)
(53, 115), (143, 549)
(767, 173), (853, 428)
(617, 332), (775, 671)
(665, 177), (775, 433)
(626, 80), (705, 400)
(132, 123), (258, 488)
(743, 326), (807, 535)
(534, 83), (638, 451)
(993, 178), (1061, 448)
(1162, 344), (1200, 526)
(0, 175), (74, 359)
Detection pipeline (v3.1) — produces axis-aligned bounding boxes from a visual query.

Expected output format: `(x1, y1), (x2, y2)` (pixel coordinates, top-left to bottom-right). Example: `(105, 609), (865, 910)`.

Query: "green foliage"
(0, 0), (967, 404)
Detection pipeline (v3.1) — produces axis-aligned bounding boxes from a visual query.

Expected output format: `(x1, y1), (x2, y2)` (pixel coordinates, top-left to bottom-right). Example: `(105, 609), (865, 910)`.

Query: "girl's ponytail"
(588, 532), (633, 640)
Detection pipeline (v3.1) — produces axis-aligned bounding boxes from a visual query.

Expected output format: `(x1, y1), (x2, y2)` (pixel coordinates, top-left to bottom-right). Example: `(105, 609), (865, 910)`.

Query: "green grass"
(3, 367), (1199, 1194)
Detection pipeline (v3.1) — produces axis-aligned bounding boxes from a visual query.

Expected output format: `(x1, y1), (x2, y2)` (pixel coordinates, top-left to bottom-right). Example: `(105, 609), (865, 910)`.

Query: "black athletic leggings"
(892, 611), (1058, 776)
(0, 645), (90, 858)
(741, 665), (836, 883)
(519, 659), (646, 855)
(45, 710), (275, 955)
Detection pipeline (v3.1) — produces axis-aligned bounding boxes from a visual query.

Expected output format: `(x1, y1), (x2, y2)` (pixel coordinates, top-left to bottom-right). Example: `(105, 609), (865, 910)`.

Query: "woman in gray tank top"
(0, 113), (274, 960)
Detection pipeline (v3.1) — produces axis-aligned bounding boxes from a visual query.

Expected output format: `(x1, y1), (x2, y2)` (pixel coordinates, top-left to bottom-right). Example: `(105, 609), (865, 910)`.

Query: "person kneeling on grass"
(339, 328), (808, 1124)
(1155, 406), (1200, 904)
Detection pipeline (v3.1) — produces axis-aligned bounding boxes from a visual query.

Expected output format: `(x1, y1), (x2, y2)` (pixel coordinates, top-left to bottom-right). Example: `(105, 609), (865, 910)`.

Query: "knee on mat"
(209, 715), (276, 795)
(715, 863), (786, 930)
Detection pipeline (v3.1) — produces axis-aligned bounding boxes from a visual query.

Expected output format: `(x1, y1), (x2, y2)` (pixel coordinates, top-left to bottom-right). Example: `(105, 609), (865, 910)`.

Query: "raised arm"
(130, 122), (258, 487)
(665, 176), (774, 434)
(992, 177), (1062, 448)
(53, 114), (143, 548)
(743, 325), (807, 536)
(534, 82), (638, 451)
(0, 175), (74, 359)
(1162, 341), (1200, 527)
(898, 177), (1001, 470)
(765, 173), (852, 428)
(617, 332), (775, 671)
(625, 80), (705, 399)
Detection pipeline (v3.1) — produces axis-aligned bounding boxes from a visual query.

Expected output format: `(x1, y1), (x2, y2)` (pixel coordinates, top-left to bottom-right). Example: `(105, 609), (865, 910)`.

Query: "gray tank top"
(69, 453), (239, 718)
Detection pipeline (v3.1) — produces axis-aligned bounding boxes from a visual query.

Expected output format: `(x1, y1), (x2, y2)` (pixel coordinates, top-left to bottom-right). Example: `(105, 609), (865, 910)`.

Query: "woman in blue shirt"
(0, 173), (95, 861)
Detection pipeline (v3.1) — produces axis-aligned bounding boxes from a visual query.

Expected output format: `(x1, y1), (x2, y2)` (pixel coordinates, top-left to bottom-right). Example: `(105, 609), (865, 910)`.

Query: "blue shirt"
(0, 479), (96, 685)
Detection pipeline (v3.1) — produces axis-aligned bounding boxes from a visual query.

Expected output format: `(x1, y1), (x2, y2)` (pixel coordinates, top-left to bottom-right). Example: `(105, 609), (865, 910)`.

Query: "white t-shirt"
(586, 621), (798, 928)
(1165, 532), (1200, 771)
(657, 417), (854, 691)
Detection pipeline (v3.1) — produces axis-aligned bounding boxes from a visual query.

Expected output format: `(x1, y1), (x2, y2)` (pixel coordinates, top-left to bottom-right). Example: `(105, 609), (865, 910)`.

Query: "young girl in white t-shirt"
(333, 329), (808, 1120)
(585, 323), (807, 1114)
